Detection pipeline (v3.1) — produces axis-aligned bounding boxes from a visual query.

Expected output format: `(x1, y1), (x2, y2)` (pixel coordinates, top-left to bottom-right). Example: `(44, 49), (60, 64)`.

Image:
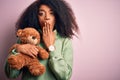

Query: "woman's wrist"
(48, 45), (55, 52)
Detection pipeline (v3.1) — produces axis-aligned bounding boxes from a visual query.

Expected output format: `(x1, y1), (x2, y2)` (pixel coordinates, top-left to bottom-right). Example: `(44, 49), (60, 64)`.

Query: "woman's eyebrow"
(50, 9), (53, 11)
(39, 9), (44, 11)
(39, 9), (53, 11)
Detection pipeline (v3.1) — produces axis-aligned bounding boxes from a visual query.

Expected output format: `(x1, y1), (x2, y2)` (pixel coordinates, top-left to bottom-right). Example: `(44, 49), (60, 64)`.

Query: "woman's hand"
(16, 44), (39, 58)
(42, 22), (55, 48)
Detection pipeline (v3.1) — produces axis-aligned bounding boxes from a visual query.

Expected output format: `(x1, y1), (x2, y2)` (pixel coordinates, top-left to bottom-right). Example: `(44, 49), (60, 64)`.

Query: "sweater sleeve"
(4, 40), (22, 78)
(4, 59), (22, 78)
(48, 38), (73, 80)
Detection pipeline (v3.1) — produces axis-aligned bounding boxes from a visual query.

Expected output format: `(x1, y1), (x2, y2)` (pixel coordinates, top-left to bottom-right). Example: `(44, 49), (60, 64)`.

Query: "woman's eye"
(50, 13), (54, 15)
(50, 11), (54, 15)
(38, 11), (45, 16)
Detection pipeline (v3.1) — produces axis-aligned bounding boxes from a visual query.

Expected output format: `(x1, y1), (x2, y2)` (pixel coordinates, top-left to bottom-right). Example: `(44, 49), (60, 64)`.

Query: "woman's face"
(38, 5), (55, 30)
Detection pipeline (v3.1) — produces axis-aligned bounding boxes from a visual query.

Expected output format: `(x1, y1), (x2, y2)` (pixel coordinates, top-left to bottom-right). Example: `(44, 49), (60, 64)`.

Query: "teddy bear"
(7, 27), (49, 76)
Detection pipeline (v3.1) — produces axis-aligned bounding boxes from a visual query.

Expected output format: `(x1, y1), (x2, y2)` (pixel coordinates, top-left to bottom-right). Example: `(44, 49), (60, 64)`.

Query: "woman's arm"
(48, 38), (73, 80)
(4, 39), (38, 78)
(4, 50), (22, 78)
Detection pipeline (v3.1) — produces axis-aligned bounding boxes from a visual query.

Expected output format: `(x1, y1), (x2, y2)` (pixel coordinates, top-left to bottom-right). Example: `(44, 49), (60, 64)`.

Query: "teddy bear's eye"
(32, 36), (36, 39)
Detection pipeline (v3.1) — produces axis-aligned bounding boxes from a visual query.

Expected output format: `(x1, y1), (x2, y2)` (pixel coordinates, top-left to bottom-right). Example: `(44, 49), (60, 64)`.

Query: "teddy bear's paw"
(29, 64), (46, 76)
(38, 65), (46, 74)
(39, 52), (49, 59)
(8, 55), (18, 65)
(10, 64), (22, 70)
(8, 55), (24, 70)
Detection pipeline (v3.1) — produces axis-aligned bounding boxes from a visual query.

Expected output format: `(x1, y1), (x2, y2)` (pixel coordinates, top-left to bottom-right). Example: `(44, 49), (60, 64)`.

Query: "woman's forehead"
(39, 5), (52, 11)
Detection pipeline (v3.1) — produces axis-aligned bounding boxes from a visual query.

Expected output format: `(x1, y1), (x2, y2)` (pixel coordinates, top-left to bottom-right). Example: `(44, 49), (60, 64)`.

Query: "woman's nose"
(45, 14), (50, 20)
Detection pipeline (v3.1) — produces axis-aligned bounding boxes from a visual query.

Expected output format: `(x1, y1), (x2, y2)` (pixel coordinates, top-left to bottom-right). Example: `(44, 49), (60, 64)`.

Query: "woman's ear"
(17, 29), (23, 37)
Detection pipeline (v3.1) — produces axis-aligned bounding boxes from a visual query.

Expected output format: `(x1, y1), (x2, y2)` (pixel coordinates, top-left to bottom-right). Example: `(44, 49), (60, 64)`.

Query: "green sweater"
(4, 31), (73, 80)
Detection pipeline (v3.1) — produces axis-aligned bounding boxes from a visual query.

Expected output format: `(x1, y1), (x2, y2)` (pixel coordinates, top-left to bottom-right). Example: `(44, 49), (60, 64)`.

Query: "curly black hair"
(16, 0), (79, 38)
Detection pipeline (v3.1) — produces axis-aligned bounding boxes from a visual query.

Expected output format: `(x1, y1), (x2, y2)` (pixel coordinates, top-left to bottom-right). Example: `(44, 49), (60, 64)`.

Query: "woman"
(4, 0), (79, 80)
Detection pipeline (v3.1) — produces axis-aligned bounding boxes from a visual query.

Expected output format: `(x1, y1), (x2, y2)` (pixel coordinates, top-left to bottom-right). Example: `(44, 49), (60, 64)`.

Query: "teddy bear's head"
(17, 28), (40, 45)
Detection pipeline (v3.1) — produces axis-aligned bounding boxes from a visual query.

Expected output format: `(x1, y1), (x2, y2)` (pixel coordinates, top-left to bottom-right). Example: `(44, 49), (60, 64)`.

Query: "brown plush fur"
(8, 28), (49, 76)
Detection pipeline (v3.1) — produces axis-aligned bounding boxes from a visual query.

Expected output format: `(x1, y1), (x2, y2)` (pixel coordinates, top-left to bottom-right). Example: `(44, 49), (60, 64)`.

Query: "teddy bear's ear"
(17, 29), (23, 37)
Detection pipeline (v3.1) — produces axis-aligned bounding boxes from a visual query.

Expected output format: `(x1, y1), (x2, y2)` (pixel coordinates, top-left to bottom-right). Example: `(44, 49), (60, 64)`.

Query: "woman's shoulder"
(57, 35), (72, 43)
(55, 30), (72, 43)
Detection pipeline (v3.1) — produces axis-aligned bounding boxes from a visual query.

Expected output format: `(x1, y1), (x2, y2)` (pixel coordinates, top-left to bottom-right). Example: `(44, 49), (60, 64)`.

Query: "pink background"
(0, 0), (120, 80)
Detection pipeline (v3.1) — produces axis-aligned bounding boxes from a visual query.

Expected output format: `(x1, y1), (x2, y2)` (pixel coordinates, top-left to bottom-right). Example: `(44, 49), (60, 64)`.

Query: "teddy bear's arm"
(8, 44), (20, 53)
(36, 46), (49, 59)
